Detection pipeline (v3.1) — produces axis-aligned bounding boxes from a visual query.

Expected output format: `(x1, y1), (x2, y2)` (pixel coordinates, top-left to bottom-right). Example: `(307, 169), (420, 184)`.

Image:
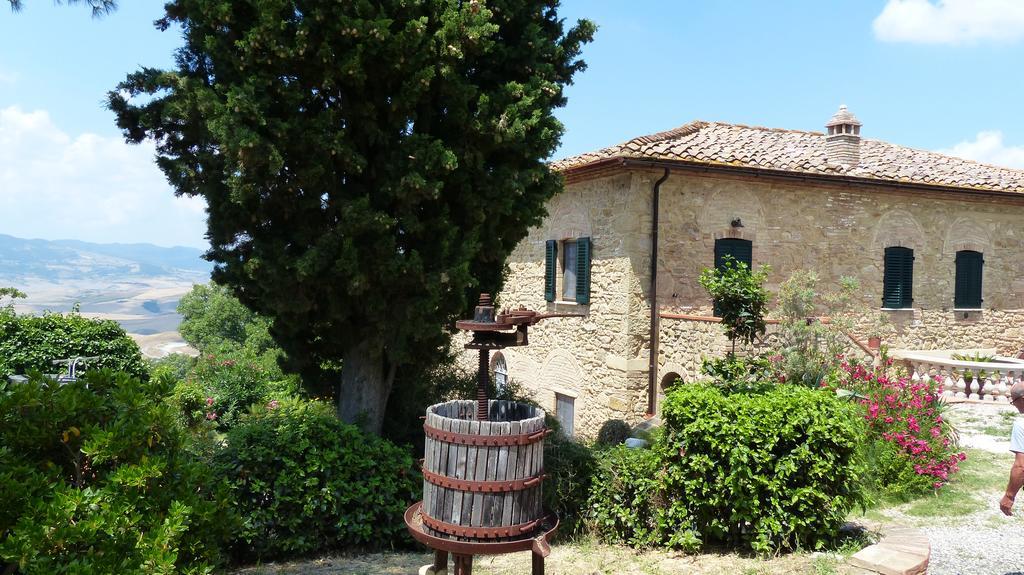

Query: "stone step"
(847, 525), (929, 575)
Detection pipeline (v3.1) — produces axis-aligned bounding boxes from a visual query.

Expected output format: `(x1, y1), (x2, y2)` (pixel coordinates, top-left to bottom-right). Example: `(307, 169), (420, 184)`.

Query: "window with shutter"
(562, 240), (577, 301)
(575, 237), (591, 304)
(714, 238), (753, 270)
(544, 240), (556, 302)
(954, 250), (983, 309)
(713, 238), (753, 316)
(883, 246), (914, 308)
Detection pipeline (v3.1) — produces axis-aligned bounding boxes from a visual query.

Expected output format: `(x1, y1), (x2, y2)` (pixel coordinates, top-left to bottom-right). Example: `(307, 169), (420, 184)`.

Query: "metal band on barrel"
(422, 467), (545, 493)
(421, 513), (542, 539)
(423, 424), (550, 446)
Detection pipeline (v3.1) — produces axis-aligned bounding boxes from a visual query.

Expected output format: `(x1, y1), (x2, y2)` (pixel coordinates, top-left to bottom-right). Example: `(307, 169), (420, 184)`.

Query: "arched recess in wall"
(660, 371), (683, 391)
(942, 217), (992, 257)
(656, 364), (685, 414)
(871, 209), (925, 251)
(546, 194), (593, 242)
(699, 188), (765, 245)
(539, 349), (585, 436)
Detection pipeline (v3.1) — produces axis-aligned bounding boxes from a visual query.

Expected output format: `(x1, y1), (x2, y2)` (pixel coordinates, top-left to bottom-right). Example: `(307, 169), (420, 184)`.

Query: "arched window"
(492, 353), (508, 396)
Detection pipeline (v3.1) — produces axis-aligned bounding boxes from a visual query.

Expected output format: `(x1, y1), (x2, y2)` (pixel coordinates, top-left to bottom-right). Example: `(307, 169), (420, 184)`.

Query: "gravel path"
(877, 402), (1024, 575)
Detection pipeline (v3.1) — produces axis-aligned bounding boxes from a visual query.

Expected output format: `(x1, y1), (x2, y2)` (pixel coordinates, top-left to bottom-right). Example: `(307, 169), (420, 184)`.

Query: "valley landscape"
(0, 234), (212, 358)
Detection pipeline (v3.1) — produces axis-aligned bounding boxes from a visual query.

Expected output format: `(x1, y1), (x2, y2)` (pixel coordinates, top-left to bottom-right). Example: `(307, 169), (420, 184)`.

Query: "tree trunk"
(338, 340), (394, 435)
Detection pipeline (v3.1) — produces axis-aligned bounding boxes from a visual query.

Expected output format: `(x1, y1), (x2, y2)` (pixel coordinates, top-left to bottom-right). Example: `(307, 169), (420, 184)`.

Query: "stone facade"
(466, 111), (1024, 439)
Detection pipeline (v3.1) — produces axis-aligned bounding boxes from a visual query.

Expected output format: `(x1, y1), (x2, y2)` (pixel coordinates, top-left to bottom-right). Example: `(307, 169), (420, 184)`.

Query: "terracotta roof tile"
(552, 121), (1024, 193)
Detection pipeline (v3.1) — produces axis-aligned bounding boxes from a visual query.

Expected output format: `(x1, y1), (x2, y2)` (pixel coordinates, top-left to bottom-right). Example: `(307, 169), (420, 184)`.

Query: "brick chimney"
(825, 104), (862, 166)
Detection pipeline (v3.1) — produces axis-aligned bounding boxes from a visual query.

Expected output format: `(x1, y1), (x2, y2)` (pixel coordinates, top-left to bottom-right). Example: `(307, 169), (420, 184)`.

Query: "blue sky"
(2, 0), (1024, 249)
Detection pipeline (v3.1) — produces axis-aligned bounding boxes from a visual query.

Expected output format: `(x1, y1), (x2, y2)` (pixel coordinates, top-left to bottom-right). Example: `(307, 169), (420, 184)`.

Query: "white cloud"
(0, 106), (207, 248)
(873, 0), (1024, 44)
(940, 130), (1024, 168)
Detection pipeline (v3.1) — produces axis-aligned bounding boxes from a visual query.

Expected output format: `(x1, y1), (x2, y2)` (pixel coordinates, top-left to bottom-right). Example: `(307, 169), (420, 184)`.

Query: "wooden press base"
(405, 502), (556, 575)
(420, 548), (547, 575)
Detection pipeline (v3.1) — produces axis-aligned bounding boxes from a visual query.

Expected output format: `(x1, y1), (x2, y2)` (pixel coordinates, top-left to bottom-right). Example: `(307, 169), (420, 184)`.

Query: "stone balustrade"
(894, 351), (1024, 402)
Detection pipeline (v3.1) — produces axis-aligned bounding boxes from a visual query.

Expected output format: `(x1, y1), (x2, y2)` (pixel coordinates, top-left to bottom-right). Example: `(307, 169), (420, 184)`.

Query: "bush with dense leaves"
(0, 371), (234, 574)
(171, 353), (301, 431)
(216, 399), (419, 560)
(658, 384), (866, 553)
(699, 354), (779, 394)
(588, 445), (697, 549)
(589, 384), (866, 553)
(542, 428), (598, 538)
(596, 419), (632, 447)
(0, 311), (148, 380)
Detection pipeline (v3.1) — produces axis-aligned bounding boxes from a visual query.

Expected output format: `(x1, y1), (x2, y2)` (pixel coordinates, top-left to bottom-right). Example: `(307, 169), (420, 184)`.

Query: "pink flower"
(206, 397), (214, 407)
(206, 411), (218, 421)
(267, 400), (279, 410)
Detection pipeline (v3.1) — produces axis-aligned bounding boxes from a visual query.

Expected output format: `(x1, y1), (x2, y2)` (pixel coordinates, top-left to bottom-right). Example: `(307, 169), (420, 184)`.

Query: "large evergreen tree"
(110, 0), (593, 433)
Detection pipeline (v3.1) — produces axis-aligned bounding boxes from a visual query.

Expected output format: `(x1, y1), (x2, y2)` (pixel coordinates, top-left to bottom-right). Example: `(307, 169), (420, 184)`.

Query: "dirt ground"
(231, 539), (839, 575)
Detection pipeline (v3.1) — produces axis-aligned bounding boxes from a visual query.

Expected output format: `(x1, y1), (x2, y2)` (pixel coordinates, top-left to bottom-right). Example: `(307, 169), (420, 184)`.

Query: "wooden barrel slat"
(501, 419), (519, 531)
(421, 399), (546, 543)
(469, 416), (488, 529)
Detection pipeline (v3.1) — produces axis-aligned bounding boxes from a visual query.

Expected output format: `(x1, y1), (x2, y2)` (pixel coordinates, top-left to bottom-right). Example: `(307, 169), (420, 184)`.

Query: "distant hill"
(0, 233), (213, 283)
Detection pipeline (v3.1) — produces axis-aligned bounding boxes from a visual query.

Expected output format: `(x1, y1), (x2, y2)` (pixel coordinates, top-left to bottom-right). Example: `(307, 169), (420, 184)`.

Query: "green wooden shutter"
(714, 238), (752, 270)
(576, 237), (591, 304)
(954, 250), (983, 308)
(883, 247), (914, 308)
(713, 238), (753, 316)
(544, 240), (556, 302)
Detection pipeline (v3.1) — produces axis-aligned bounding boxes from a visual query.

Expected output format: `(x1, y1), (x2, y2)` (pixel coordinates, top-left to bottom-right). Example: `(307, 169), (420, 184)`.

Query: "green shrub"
(589, 445), (701, 549)
(149, 352), (197, 381)
(658, 383), (866, 553)
(216, 398), (419, 560)
(0, 371), (234, 574)
(543, 432), (598, 538)
(596, 419), (632, 447)
(859, 438), (933, 499)
(172, 353), (301, 431)
(700, 354), (778, 394)
(0, 311), (148, 380)
(698, 256), (770, 354)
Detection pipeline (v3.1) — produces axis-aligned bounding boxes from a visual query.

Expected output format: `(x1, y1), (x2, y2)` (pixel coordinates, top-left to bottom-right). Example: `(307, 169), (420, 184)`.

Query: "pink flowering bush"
(830, 361), (966, 497)
(170, 353), (300, 431)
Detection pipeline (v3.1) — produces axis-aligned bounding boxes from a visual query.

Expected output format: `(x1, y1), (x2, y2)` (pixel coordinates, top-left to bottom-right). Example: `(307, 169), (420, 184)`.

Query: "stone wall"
(464, 166), (1024, 438)
(465, 172), (653, 438)
(657, 171), (1024, 312)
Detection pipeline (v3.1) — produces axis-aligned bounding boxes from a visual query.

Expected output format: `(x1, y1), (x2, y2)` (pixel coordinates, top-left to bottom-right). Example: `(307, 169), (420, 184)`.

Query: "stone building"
(479, 105), (1024, 438)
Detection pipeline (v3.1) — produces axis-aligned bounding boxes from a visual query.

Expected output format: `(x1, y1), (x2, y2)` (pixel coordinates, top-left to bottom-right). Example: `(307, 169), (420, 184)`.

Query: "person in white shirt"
(1000, 381), (1024, 515)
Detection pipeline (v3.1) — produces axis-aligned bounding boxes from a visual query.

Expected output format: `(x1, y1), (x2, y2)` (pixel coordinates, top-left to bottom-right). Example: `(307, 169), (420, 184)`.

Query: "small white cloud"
(940, 131), (1024, 169)
(874, 0), (1024, 44)
(0, 106), (208, 248)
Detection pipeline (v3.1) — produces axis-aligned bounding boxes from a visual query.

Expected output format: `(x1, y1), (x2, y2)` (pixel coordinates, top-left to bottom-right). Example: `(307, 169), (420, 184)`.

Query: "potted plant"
(863, 311), (891, 351)
(952, 352), (996, 396)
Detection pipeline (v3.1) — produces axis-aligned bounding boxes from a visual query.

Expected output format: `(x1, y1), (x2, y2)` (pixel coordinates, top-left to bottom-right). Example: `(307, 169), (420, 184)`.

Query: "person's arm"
(1002, 452), (1024, 515)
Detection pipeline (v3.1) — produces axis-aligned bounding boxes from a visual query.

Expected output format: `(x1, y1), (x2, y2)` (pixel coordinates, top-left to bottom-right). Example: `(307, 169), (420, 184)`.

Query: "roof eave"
(557, 156), (1024, 200)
